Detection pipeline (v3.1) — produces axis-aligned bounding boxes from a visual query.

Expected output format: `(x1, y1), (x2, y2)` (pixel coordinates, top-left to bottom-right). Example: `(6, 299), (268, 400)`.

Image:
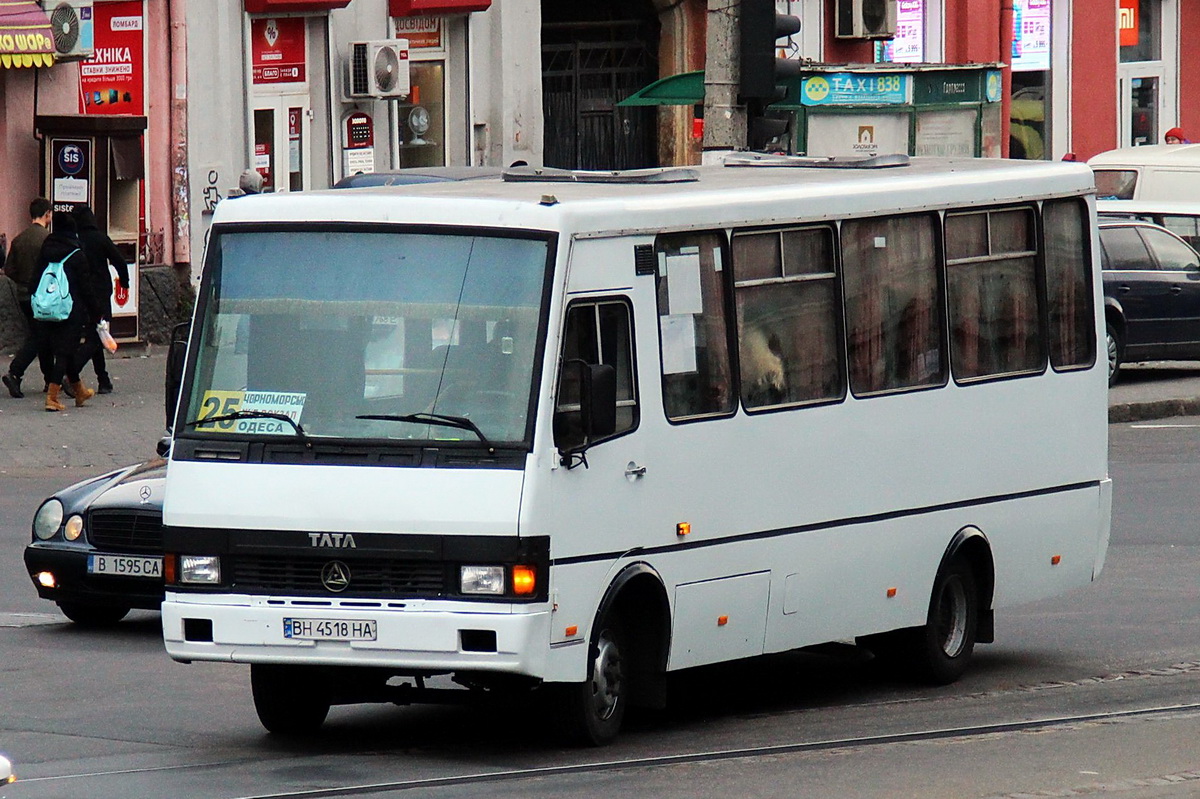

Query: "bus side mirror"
(165, 321), (190, 432)
(554, 360), (617, 458)
(583, 363), (618, 440)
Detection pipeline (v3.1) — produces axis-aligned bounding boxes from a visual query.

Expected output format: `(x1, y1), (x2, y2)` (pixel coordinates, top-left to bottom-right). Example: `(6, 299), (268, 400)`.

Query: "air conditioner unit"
(345, 40), (410, 100)
(835, 0), (896, 39)
(45, 0), (94, 61)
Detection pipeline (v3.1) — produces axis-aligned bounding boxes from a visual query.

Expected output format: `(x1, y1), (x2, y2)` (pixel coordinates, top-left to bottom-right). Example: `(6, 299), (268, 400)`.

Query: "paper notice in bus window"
(197, 390), (307, 435)
(660, 314), (698, 375)
(666, 250), (703, 316)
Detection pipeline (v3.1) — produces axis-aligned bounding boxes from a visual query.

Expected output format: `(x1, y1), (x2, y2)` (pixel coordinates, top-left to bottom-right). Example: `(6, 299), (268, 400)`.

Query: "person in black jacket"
(72, 205), (130, 393)
(31, 212), (103, 411)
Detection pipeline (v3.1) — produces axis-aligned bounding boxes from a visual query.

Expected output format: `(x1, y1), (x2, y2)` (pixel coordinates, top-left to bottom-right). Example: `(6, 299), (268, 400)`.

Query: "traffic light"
(739, 0), (802, 150)
(739, 1), (802, 102)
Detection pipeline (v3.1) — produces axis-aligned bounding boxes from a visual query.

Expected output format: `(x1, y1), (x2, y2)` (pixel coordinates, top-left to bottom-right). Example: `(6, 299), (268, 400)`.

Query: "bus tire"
(909, 556), (979, 685)
(251, 664), (331, 735)
(58, 602), (129, 627)
(553, 621), (628, 746)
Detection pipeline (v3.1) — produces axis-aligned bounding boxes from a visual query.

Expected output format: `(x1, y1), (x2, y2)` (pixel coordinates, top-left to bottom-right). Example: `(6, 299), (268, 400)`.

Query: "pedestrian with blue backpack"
(30, 211), (103, 412)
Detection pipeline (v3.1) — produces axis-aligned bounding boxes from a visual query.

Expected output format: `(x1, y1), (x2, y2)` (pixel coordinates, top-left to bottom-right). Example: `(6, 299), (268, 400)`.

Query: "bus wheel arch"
(913, 526), (995, 684)
(553, 563), (671, 746)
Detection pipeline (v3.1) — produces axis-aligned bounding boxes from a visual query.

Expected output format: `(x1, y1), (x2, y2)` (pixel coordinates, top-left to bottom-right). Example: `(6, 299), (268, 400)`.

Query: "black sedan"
(1100, 218), (1200, 384)
(24, 460), (166, 626)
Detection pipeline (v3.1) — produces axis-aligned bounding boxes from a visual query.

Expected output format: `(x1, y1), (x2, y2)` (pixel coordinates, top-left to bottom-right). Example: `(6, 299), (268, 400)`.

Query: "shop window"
(397, 61), (445, 167)
(655, 233), (735, 421)
(842, 213), (945, 395)
(731, 226), (844, 409)
(1119, 0), (1161, 62)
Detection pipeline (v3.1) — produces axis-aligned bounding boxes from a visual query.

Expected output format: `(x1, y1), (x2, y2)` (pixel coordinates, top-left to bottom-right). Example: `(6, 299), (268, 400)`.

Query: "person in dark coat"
(31, 212), (103, 412)
(72, 205), (130, 393)
(2, 197), (55, 398)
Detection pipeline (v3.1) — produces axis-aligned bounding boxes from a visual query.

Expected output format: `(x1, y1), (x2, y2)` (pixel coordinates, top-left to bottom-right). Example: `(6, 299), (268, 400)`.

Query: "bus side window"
(842, 214), (945, 395)
(654, 233), (736, 420)
(1043, 198), (1096, 371)
(554, 300), (639, 452)
(731, 225), (844, 409)
(946, 205), (1044, 381)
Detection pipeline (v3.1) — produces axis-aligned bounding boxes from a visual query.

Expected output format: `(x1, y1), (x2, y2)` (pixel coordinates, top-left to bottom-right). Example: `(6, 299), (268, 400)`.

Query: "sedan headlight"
(33, 499), (64, 540)
(64, 515), (84, 541)
(460, 565), (505, 595)
(180, 555), (222, 585)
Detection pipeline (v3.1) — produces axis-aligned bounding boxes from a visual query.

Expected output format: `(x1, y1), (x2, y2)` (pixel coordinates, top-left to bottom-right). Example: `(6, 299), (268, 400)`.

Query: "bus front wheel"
(552, 622), (628, 746)
(251, 664), (331, 735)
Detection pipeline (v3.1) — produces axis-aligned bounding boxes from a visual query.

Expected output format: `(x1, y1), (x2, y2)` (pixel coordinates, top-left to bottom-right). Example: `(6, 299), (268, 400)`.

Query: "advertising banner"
(49, 138), (93, 214)
(80, 1), (144, 115)
(252, 17), (306, 85)
(1012, 0), (1051, 72)
(801, 73), (911, 106)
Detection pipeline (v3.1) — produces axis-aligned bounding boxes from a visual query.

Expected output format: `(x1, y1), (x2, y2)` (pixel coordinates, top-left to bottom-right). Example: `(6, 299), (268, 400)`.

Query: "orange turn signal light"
(511, 565), (537, 595)
(565, 625), (578, 637)
(1051, 555), (1061, 566)
(676, 522), (691, 537)
(717, 615), (729, 626)
(886, 587), (897, 598)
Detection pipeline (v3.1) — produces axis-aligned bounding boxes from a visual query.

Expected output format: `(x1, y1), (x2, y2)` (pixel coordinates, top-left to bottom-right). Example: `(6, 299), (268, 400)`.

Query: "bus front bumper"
(162, 594), (552, 676)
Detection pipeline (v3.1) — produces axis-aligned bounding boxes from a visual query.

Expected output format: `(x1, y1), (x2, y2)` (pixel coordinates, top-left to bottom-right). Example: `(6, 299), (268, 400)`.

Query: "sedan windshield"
(182, 228), (551, 446)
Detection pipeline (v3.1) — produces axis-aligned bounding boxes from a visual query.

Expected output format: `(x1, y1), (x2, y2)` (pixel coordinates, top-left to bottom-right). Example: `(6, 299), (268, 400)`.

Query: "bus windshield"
(182, 228), (551, 446)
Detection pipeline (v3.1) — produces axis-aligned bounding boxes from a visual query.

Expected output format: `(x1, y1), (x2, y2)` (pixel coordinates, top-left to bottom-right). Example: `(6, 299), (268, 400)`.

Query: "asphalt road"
(0, 355), (1198, 798)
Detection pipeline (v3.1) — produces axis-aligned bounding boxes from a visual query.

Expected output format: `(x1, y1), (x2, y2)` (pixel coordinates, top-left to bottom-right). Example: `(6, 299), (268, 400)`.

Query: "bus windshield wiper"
(355, 412), (491, 445)
(184, 410), (306, 437)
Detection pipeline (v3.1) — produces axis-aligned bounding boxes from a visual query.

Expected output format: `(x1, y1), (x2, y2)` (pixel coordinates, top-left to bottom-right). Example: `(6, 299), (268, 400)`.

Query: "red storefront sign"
(1118, 0), (1139, 47)
(251, 17), (306, 85)
(393, 15), (441, 49)
(389, 0), (490, 15)
(79, 1), (144, 115)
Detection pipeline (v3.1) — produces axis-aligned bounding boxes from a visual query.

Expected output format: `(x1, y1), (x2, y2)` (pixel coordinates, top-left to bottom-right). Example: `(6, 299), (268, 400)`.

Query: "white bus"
(162, 155), (1111, 745)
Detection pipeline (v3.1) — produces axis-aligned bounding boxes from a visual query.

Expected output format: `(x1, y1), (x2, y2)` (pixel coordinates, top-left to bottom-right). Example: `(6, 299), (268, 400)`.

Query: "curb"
(1109, 398), (1200, 424)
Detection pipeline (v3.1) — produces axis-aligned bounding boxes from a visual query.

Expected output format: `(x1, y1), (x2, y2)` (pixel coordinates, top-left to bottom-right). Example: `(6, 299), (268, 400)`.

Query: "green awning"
(618, 71), (705, 107)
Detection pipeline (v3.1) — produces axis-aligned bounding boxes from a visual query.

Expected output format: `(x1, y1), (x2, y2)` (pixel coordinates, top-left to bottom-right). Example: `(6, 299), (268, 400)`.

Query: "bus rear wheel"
(251, 664), (331, 735)
(910, 556), (979, 684)
(553, 622), (628, 746)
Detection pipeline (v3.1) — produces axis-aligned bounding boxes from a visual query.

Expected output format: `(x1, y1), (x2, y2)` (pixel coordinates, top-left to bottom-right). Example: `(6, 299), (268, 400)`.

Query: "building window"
(397, 61), (446, 167)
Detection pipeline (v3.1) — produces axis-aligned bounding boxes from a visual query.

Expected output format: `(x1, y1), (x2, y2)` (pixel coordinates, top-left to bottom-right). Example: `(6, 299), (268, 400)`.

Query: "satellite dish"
(374, 46), (400, 94)
(49, 2), (80, 54)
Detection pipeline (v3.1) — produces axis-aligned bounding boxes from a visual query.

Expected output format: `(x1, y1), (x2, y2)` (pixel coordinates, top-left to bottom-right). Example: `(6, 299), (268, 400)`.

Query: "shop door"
(252, 96), (311, 192)
(1118, 67), (1165, 147)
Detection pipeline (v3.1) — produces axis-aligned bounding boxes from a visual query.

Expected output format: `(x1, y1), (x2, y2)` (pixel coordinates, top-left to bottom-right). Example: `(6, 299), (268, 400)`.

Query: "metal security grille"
(542, 20), (658, 171)
(88, 511), (165, 553)
(233, 556), (447, 597)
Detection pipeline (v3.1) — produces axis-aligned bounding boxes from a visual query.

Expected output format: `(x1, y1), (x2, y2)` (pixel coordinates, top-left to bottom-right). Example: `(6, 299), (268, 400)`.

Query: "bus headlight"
(33, 500), (64, 540)
(180, 555), (222, 585)
(460, 565), (505, 595)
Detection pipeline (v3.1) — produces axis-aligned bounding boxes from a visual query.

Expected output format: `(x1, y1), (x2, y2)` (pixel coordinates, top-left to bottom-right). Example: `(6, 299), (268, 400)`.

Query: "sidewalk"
(0, 348), (168, 476)
(2, 353), (1197, 476)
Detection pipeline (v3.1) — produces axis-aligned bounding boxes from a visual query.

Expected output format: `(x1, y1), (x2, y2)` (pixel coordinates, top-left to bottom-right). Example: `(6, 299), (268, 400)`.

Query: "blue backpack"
(31, 249), (78, 322)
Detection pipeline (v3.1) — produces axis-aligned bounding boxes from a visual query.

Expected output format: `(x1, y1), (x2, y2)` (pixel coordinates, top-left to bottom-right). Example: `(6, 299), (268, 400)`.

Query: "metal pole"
(702, 0), (746, 154)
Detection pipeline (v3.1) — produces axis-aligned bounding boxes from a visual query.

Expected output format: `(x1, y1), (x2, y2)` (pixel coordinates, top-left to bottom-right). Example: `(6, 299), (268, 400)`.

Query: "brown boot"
(45, 383), (66, 412)
(71, 380), (95, 407)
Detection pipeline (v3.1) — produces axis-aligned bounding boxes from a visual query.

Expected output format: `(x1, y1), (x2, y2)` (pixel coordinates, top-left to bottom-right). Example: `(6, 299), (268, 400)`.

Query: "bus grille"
(232, 556), (447, 597)
(88, 510), (165, 553)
